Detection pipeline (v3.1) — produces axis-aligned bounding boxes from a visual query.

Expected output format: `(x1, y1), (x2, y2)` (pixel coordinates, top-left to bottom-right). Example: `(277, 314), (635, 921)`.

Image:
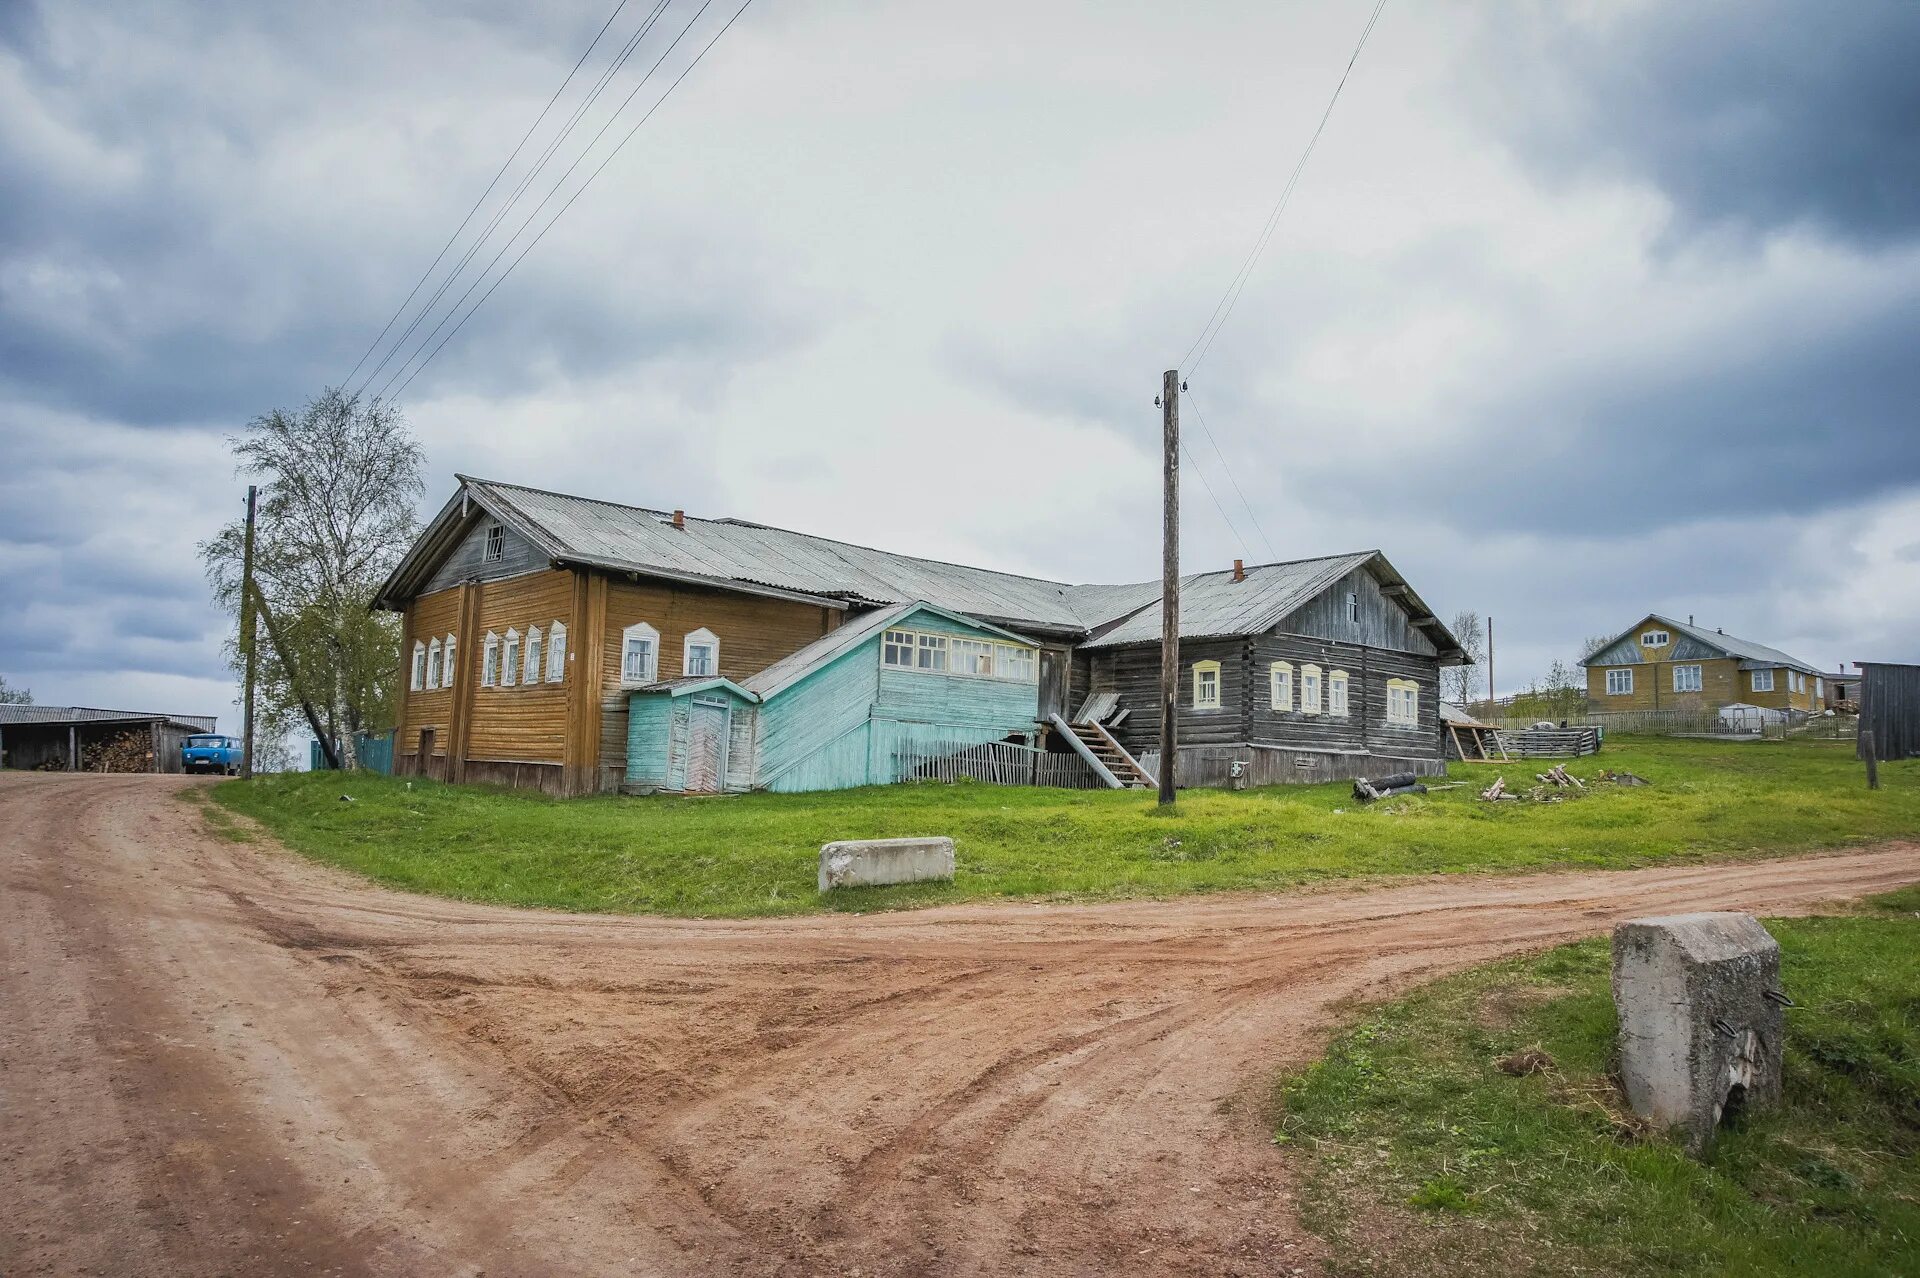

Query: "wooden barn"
(375, 476), (1467, 796)
(0, 705), (218, 773)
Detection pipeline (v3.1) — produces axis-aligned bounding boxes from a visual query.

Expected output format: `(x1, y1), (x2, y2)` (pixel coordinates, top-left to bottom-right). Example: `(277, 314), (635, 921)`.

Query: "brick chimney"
(1232, 559), (1246, 582)
(672, 509), (685, 530)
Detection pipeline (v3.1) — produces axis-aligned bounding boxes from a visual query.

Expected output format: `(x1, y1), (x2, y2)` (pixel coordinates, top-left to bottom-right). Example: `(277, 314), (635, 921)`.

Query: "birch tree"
(0, 675), (31, 704)
(1444, 610), (1487, 708)
(201, 389), (423, 768)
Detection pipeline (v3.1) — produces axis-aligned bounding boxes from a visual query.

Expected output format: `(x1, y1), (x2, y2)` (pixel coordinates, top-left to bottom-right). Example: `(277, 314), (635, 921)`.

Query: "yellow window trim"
(1193, 659), (1223, 710)
(1269, 660), (1292, 711)
(1300, 663), (1323, 715)
(1328, 668), (1350, 717)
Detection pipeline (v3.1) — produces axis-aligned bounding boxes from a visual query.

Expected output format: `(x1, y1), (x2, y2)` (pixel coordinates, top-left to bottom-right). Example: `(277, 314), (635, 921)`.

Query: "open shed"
(0, 705), (219, 773)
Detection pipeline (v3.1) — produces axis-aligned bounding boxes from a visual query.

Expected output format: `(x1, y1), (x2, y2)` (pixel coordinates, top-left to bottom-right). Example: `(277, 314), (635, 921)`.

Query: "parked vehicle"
(182, 734), (242, 775)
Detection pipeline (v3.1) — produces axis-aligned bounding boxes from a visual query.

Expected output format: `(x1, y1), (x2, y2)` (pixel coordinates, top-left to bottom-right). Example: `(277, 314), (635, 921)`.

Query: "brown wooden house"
(376, 477), (1467, 796)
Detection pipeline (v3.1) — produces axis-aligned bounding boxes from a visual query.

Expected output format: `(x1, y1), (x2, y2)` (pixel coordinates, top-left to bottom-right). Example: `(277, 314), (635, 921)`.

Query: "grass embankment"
(1278, 886), (1920, 1277)
(207, 737), (1914, 918)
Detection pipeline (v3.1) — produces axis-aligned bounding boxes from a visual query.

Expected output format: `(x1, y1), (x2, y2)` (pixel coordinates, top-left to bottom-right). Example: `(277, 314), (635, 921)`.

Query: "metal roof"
(0, 705), (217, 732)
(379, 479), (1462, 654)
(425, 477), (1106, 634)
(1582, 615), (1819, 675)
(740, 600), (1037, 699)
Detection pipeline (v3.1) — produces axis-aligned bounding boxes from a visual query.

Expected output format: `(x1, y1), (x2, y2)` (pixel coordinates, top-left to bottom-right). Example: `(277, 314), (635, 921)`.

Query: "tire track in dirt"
(3, 771), (1914, 1276)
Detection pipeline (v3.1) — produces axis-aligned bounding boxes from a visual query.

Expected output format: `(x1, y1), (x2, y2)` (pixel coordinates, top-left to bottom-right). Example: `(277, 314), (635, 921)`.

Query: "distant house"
(1821, 668), (1861, 710)
(0, 705), (218, 772)
(1579, 615), (1823, 715)
(374, 476), (1466, 796)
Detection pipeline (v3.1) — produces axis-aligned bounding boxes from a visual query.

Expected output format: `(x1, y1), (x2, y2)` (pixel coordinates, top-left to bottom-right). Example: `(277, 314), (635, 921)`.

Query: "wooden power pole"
(1486, 615), (1495, 710)
(1158, 369), (1180, 806)
(239, 484), (259, 780)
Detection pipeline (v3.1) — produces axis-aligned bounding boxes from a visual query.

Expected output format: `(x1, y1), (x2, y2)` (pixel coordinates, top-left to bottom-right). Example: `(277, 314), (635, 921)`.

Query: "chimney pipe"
(1232, 559), (1245, 582)
(1688, 614), (1694, 626)
(672, 509), (685, 530)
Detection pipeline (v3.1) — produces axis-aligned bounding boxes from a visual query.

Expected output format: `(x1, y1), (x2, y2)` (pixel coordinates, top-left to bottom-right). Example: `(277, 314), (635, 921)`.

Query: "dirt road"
(3, 772), (1914, 1276)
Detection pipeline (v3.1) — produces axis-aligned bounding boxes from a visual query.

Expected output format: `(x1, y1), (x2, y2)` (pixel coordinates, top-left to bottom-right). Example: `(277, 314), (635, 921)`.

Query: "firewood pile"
(1535, 764), (1584, 789)
(1479, 764), (1650, 803)
(82, 731), (155, 773)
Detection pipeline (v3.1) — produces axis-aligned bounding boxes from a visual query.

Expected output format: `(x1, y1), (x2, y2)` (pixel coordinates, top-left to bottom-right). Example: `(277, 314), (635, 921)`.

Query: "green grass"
(206, 736), (1917, 918)
(1277, 886), (1920, 1276)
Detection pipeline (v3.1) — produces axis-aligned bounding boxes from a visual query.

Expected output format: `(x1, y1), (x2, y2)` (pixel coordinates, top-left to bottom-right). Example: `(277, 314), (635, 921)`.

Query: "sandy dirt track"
(3, 772), (1915, 1276)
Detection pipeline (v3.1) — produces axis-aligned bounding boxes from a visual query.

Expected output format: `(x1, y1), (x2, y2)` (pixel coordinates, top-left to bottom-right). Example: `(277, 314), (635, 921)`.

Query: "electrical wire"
(1185, 385), (1277, 561)
(353, 0), (677, 399)
(340, 0), (636, 393)
(384, 0), (755, 402)
(1179, 0), (1387, 376)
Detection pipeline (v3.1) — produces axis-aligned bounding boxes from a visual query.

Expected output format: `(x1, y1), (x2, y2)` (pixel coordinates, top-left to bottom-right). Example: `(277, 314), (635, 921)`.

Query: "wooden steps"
(1047, 712), (1156, 790)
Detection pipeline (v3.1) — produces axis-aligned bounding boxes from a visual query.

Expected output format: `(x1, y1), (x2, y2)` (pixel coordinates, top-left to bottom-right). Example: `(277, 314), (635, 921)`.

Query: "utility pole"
(1158, 369), (1180, 806)
(1486, 615), (1495, 710)
(239, 484), (259, 780)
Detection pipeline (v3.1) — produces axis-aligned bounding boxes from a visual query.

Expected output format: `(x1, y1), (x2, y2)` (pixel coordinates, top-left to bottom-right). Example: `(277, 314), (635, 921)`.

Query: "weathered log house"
(376, 477), (1466, 796)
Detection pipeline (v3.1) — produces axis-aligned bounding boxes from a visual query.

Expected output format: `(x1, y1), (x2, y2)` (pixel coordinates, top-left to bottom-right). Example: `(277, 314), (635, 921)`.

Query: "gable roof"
(1581, 614), (1818, 675)
(741, 600), (1036, 700)
(1079, 550), (1466, 660)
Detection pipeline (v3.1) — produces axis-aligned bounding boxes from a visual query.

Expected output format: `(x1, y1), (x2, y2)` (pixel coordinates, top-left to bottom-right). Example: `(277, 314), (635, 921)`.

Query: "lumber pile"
(1480, 766), (1596, 803)
(1353, 771), (1428, 804)
(82, 731), (155, 773)
(1534, 764), (1584, 789)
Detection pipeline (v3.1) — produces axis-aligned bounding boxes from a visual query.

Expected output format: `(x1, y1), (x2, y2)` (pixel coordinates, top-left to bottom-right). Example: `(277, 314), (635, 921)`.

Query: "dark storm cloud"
(0, 0), (818, 426)
(1481, 1), (1920, 246)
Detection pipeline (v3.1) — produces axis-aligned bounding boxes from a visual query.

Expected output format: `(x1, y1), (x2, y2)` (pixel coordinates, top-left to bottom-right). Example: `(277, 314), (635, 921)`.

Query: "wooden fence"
(894, 739), (1106, 790)
(1495, 726), (1603, 758)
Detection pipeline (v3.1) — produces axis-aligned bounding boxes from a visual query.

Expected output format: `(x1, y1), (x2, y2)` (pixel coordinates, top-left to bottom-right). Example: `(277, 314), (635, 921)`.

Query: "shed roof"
(1581, 615), (1819, 675)
(0, 705), (217, 732)
(740, 600), (1036, 700)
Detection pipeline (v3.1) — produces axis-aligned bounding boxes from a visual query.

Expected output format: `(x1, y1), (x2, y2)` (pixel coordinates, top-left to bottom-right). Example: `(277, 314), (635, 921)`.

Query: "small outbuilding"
(0, 705), (219, 773)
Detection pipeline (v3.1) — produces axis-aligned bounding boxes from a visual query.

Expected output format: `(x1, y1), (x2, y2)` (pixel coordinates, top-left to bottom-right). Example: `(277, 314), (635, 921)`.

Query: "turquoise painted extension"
(624, 601), (1043, 794)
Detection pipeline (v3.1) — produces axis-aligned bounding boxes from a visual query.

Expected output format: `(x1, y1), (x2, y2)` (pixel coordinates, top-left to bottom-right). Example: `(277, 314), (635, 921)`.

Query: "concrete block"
(818, 837), (955, 892)
(1611, 912), (1785, 1155)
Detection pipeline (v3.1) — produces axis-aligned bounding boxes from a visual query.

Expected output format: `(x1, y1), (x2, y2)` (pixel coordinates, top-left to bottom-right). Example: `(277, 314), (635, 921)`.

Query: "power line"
(386, 0), (755, 402)
(1179, 0), (1387, 376)
(372, 0), (720, 402)
(340, 0), (636, 393)
(1185, 385), (1277, 560)
(353, 0), (677, 399)
(1180, 440), (1253, 560)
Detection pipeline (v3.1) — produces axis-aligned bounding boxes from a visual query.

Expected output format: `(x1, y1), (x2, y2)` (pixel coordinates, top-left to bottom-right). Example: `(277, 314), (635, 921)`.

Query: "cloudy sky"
(5, 0), (1918, 725)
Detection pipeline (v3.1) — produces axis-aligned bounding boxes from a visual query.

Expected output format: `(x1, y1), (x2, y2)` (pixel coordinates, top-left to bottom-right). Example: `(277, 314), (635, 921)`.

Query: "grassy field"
(1277, 885), (1920, 1277)
(207, 736), (1915, 918)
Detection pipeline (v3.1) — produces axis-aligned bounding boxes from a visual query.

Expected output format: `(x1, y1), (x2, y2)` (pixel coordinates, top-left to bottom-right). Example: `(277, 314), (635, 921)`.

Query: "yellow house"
(1580, 614), (1823, 715)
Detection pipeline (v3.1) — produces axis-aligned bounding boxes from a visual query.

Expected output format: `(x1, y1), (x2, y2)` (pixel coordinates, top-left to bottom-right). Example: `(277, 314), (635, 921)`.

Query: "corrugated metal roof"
(0, 705), (217, 731)
(1583, 615), (1819, 675)
(740, 600), (1038, 699)
(1080, 552), (1376, 649)
(469, 478), (1097, 633)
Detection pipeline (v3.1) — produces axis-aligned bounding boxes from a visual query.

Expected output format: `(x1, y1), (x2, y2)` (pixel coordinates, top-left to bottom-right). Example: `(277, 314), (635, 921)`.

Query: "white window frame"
(1751, 668), (1775, 693)
(995, 643), (1037, 682)
(411, 640), (427, 691)
(481, 631), (500, 687)
(1605, 667), (1634, 696)
(952, 637), (994, 677)
(1385, 677), (1420, 726)
(1815, 677), (1824, 699)
(1672, 663), (1702, 693)
(524, 625), (543, 687)
(427, 637), (443, 690)
(1193, 660), (1222, 710)
(1640, 630), (1670, 647)
(442, 633), (457, 689)
(482, 522), (505, 563)
(546, 621), (567, 683)
(915, 632), (949, 672)
(683, 627), (719, 678)
(501, 628), (520, 687)
(1270, 661), (1293, 712)
(1329, 669), (1349, 717)
(621, 622), (659, 686)
(1300, 664), (1322, 715)
(882, 629), (916, 668)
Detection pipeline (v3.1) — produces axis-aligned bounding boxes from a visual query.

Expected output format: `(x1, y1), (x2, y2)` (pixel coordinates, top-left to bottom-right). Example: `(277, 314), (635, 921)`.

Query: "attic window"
(1349, 592), (1359, 623)
(1640, 630), (1669, 647)
(482, 523), (505, 563)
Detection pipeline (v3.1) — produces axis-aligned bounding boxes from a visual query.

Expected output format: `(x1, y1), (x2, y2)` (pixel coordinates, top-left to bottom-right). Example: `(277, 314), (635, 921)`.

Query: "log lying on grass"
(1353, 772), (1427, 804)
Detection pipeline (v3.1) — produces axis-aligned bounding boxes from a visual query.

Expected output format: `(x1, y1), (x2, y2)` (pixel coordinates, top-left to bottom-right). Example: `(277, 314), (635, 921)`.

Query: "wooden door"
(1039, 649), (1069, 721)
(685, 698), (731, 794)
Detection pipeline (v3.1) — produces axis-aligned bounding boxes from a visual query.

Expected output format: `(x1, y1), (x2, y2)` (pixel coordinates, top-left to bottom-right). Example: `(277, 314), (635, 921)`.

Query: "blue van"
(182, 734), (242, 774)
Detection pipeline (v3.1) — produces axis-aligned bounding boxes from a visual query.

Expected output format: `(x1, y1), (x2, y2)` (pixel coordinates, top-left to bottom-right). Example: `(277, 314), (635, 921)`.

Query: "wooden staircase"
(1048, 712), (1156, 790)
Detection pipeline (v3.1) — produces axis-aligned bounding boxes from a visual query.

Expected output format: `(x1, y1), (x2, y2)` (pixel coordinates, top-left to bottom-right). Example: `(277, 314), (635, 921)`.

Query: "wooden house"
(1580, 615), (1823, 715)
(375, 477), (1467, 796)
